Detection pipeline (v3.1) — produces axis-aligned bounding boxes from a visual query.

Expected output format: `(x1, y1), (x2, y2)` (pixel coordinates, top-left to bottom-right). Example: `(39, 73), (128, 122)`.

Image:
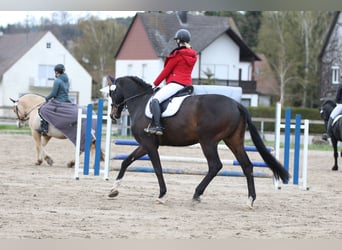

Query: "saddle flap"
(333, 114), (342, 126)
(145, 95), (190, 118)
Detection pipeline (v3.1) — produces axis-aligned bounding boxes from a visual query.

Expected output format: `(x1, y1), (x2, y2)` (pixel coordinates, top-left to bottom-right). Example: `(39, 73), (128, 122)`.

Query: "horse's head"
(320, 100), (336, 122)
(9, 97), (27, 122)
(108, 76), (124, 120)
(108, 76), (153, 120)
(9, 94), (45, 122)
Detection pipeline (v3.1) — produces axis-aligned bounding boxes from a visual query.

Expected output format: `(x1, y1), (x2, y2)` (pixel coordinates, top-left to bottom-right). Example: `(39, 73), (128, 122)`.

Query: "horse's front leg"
(31, 131), (43, 165)
(332, 138), (339, 171)
(108, 145), (147, 198)
(148, 149), (167, 204)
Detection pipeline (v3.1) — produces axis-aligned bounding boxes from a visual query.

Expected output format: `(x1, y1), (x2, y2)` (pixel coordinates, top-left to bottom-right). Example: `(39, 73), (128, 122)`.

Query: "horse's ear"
(9, 97), (17, 103)
(107, 75), (115, 86)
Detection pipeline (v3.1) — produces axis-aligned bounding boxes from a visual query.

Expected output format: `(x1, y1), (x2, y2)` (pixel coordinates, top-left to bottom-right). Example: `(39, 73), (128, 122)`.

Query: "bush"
(247, 105), (324, 134)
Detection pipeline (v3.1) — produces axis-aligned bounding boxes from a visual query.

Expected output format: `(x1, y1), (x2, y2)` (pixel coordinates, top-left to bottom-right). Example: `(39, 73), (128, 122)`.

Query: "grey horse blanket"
(39, 100), (97, 152)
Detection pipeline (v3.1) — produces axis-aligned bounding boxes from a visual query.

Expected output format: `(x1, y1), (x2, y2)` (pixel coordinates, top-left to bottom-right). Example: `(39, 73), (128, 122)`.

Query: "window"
(332, 65), (340, 84)
(127, 64), (133, 75)
(241, 98), (251, 107)
(46, 42), (51, 49)
(141, 63), (147, 80)
(38, 65), (55, 87)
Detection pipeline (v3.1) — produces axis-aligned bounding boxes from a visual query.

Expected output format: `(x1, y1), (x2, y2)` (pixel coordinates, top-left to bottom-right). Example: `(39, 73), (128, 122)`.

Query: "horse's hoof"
(108, 189), (119, 198)
(35, 160), (42, 165)
(155, 196), (167, 204)
(247, 196), (254, 209)
(332, 166), (338, 171)
(44, 156), (53, 166)
(192, 196), (201, 203)
(67, 162), (75, 168)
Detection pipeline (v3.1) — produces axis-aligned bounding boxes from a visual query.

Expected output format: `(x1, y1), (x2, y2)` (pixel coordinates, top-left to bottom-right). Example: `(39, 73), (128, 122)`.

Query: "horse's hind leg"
(193, 141), (223, 201)
(108, 145), (148, 198)
(223, 138), (256, 208)
(41, 136), (54, 166)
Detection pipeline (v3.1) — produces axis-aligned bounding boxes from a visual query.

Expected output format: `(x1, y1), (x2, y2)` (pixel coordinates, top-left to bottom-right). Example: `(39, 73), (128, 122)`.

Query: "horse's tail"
(238, 104), (290, 183)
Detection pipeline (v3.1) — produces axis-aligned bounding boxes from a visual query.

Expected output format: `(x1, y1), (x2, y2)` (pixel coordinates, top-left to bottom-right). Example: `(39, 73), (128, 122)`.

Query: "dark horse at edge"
(320, 99), (342, 171)
(108, 76), (289, 207)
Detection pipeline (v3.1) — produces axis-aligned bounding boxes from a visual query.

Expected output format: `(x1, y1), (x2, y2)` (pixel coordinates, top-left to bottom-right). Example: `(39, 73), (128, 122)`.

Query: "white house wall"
(198, 34), (241, 81)
(2, 31), (91, 107)
(115, 59), (162, 85)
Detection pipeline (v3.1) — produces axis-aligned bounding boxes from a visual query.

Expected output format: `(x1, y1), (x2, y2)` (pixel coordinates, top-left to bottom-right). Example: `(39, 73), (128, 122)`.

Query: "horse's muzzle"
(110, 108), (121, 120)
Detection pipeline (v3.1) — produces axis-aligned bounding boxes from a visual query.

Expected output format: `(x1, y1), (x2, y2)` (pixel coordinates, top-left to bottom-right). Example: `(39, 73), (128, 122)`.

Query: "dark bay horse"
(320, 99), (342, 170)
(108, 76), (289, 207)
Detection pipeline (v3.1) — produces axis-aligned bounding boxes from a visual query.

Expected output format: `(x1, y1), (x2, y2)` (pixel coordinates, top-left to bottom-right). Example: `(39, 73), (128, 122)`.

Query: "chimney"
(178, 11), (188, 24)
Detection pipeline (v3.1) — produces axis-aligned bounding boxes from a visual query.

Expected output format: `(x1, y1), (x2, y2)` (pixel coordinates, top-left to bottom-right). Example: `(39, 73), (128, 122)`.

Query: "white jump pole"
(74, 108), (83, 180)
(103, 97), (112, 180)
(302, 119), (309, 190)
(273, 102), (282, 189)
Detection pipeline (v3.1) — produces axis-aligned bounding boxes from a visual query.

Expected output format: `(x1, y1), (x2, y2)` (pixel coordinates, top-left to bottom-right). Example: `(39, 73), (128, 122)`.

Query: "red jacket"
(154, 46), (197, 87)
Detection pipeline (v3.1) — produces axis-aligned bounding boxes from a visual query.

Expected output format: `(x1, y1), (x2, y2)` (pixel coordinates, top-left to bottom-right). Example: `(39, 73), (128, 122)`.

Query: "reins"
(14, 101), (45, 121)
(112, 89), (151, 109)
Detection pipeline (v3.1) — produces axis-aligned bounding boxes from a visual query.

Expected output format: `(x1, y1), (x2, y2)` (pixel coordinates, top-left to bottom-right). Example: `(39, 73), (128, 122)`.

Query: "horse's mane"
(126, 76), (152, 90)
(323, 99), (336, 108)
(19, 93), (45, 98)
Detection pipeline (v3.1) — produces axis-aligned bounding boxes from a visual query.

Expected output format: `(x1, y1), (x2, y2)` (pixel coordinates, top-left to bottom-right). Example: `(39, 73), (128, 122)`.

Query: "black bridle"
(13, 101), (44, 122)
(110, 88), (151, 111)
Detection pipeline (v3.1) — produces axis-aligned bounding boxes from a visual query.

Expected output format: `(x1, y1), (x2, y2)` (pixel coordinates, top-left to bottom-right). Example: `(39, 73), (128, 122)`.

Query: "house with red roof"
(114, 11), (277, 107)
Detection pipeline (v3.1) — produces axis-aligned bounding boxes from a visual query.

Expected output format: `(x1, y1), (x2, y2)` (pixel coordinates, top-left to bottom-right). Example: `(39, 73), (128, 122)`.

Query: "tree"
(204, 11), (262, 49)
(258, 11), (333, 107)
(74, 16), (127, 98)
(258, 12), (298, 106)
(288, 11), (333, 107)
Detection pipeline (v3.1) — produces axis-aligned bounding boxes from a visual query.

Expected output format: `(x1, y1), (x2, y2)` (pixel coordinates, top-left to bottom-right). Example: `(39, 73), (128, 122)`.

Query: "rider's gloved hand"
(152, 86), (160, 93)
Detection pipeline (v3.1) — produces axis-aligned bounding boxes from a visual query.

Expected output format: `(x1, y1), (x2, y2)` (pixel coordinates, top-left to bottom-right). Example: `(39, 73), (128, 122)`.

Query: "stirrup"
(144, 126), (163, 135)
(322, 133), (329, 141)
(37, 128), (48, 136)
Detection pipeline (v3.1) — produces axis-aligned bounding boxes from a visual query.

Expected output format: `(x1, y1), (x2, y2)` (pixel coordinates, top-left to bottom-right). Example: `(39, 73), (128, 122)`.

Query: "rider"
(322, 78), (342, 141)
(144, 28), (197, 136)
(37, 64), (71, 135)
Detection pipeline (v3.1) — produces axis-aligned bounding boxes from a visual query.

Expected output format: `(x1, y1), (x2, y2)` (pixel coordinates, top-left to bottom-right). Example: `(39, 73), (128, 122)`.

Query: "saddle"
(145, 86), (193, 118)
(333, 114), (342, 126)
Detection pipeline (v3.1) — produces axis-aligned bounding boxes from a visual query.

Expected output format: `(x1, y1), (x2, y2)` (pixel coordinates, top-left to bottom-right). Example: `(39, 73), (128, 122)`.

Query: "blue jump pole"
(115, 166), (270, 178)
(293, 114), (301, 185)
(113, 139), (273, 152)
(283, 108), (291, 184)
(112, 154), (268, 167)
(83, 104), (93, 175)
(94, 99), (104, 176)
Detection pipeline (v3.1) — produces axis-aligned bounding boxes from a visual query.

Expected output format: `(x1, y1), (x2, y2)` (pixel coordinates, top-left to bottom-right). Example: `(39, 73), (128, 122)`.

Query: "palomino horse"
(320, 99), (342, 171)
(108, 76), (289, 207)
(10, 93), (102, 167)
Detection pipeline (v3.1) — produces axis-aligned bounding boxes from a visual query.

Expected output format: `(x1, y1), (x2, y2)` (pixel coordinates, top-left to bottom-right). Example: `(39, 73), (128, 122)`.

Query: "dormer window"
(46, 42), (51, 49)
(332, 65), (340, 84)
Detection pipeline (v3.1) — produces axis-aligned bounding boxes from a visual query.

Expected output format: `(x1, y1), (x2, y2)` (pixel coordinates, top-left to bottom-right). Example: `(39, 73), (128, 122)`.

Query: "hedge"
(247, 106), (325, 134)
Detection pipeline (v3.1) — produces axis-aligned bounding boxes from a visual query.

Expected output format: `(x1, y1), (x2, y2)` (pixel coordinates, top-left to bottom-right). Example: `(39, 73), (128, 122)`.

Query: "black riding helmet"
(54, 64), (65, 74)
(174, 29), (191, 43)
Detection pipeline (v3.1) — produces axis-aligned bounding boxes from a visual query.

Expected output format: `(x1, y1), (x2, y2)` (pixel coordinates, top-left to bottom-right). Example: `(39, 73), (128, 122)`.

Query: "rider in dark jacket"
(322, 80), (342, 140)
(37, 64), (71, 135)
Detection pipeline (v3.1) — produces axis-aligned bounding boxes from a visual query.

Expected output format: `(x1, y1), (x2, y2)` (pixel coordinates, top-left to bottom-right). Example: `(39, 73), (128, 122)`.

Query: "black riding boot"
(37, 119), (49, 136)
(144, 99), (163, 135)
(322, 117), (333, 141)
